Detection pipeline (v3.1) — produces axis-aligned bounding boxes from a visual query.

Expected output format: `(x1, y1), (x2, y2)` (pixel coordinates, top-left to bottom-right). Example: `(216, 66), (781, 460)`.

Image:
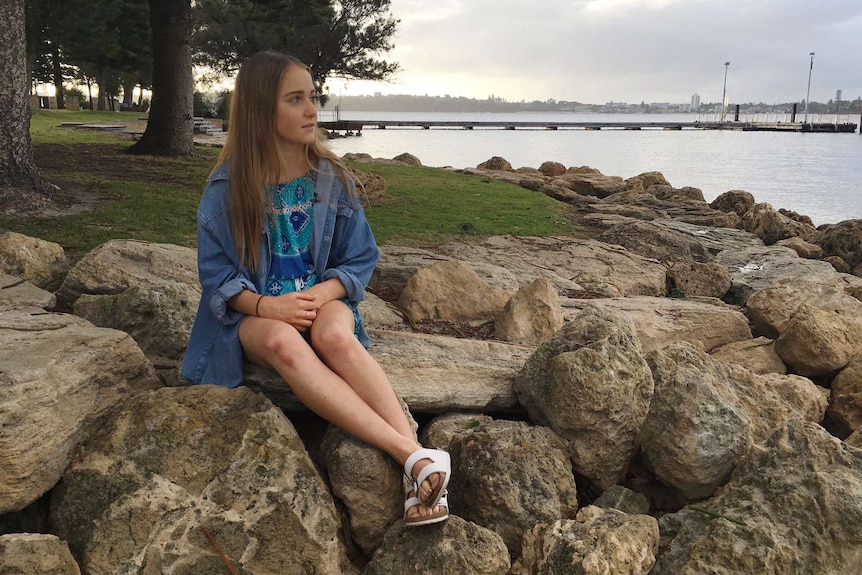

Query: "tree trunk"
(52, 43), (65, 110)
(0, 0), (52, 199)
(127, 0), (193, 156)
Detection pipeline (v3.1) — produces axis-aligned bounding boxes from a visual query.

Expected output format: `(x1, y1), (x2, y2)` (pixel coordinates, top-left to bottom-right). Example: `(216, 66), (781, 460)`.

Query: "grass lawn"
(1, 109), (578, 261)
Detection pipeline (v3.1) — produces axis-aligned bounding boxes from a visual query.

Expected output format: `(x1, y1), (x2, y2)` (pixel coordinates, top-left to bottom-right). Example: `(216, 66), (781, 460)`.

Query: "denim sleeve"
(323, 204), (379, 304)
(198, 210), (256, 325)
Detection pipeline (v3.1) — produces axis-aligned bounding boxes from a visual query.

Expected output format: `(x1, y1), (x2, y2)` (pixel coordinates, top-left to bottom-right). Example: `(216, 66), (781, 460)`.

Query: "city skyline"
(326, 0), (862, 106)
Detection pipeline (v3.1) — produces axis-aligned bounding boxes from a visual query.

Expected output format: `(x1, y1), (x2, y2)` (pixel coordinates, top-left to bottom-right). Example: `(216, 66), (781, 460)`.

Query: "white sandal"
(404, 448), (451, 510)
(404, 490), (449, 527)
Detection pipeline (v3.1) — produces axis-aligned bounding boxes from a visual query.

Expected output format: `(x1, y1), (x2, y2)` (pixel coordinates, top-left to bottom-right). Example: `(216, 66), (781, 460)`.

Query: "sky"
(327, 0), (862, 106)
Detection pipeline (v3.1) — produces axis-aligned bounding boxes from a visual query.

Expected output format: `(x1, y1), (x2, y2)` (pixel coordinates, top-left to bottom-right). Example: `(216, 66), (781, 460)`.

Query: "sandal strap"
(404, 448), (451, 488)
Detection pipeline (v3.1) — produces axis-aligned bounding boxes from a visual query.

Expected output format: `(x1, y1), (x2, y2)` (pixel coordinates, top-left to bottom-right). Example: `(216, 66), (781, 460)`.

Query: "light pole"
(720, 61), (730, 123)
(803, 52), (815, 125)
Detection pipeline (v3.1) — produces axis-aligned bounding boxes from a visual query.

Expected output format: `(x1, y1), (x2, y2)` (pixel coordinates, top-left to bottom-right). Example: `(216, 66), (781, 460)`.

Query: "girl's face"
(274, 65), (318, 149)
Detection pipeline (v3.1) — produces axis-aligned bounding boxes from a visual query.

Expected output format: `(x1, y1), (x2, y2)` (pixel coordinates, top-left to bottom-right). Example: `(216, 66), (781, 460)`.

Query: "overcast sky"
(327, 0), (862, 106)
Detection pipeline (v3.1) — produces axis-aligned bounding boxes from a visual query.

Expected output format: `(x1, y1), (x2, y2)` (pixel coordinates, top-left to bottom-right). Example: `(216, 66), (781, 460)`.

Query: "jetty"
(318, 118), (859, 135)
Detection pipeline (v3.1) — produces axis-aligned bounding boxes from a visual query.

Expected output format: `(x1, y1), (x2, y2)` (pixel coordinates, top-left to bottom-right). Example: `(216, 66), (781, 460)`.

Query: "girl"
(181, 51), (450, 527)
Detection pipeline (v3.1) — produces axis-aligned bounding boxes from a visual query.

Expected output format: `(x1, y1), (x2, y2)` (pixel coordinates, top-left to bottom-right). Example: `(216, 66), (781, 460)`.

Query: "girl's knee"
(310, 323), (356, 358)
(262, 326), (313, 369)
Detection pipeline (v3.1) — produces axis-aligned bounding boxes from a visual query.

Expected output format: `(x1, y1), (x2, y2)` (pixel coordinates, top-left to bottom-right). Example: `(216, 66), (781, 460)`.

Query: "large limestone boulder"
(357, 290), (405, 329)
(538, 161), (566, 177)
(827, 357), (862, 437)
(319, 426), (405, 556)
(50, 386), (357, 575)
(245, 329), (534, 413)
(666, 261), (732, 298)
(552, 171), (629, 198)
(815, 218), (862, 270)
(397, 260), (513, 322)
(0, 533), (80, 575)
(515, 306), (653, 489)
(710, 189), (755, 216)
(0, 308), (160, 513)
(477, 156), (513, 171)
(438, 235), (668, 298)
(575, 296), (752, 354)
(627, 171), (671, 190)
(775, 303), (862, 377)
(363, 516), (511, 575)
(776, 236), (823, 259)
(653, 421), (862, 575)
(715, 245), (845, 303)
(598, 220), (711, 263)
(652, 218), (764, 256)
(55, 240), (200, 372)
(513, 507), (659, 575)
(740, 202), (818, 245)
(495, 277), (564, 345)
(448, 419), (579, 557)
(0, 271), (56, 310)
(0, 231), (69, 290)
(641, 343), (828, 500)
(745, 281), (862, 338)
(709, 336), (787, 375)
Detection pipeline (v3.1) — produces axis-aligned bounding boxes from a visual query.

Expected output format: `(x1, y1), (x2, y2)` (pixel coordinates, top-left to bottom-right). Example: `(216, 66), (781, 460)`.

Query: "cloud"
(338, 0), (862, 105)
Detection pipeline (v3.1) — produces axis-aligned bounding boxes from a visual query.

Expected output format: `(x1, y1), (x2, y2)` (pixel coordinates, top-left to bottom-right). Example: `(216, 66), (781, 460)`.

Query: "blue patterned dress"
(265, 174), (360, 334)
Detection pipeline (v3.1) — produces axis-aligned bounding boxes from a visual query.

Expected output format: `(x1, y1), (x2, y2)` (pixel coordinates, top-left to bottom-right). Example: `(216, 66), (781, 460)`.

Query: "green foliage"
(193, 0), (398, 94)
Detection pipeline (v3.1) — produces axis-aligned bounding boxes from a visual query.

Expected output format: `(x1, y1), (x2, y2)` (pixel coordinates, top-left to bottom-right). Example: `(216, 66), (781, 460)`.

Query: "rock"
(0, 308), (160, 513)
(56, 239), (198, 307)
(363, 516), (510, 575)
(745, 281), (862, 338)
(513, 507), (659, 575)
(419, 413), (495, 450)
(599, 219), (712, 263)
(593, 485), (650, 515)
(552, 172), (629, 198)
(667, 261), (732, 298)
(496, 277), (564, 345)
(824, 255), (852, 273)
(648, 184), (705, 202)
(515, 306), (653, 489)
(641, 343), (827, 500)
(320, 426), (403, 556)
(827, 356), (862, 437)
(0, 533), (80, 575)
(654, 218), (764, 256)
(775, 303), (862, 377)
(652, 421), (862, 575)
(50, 386), (357, 575)
(438, 235), (667, 298)
(397, 260), (513, 322)
(245, 329), (534, 413)
(538, 161), (566, 177)
(575, 296), (752, 354)
(73, 282), (199, 369)
(351, 168), (387, 202)
(740, 202), (817, 245)
(815, 219), (862, 270)
(778, 208), (814, 225)
(358, 290), (405, 329)
(715, 245), (844, 304)
(0, 231), (69, 290)
(640, 343), (753, 500)
(447, 419), (579, 556)
(775, 236), (823, 258)
(627, 171), (671, 190)
(392, 152), (422, 166)
(710, 189), (755, 216)
(709, 337), (787, 375)
(0, 271), (56, 310)
(477, 156), (513, 171)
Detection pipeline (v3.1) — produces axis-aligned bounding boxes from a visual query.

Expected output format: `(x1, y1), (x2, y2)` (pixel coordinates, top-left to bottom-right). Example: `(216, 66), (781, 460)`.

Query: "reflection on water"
(326, 112), (862, 226)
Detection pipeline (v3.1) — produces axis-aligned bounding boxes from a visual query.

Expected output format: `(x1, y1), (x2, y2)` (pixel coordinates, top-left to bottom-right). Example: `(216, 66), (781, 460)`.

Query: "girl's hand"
(261, 292), (318, 331)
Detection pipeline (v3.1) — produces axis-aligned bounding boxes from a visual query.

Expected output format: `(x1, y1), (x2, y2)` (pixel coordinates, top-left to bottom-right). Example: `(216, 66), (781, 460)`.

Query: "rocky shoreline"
(2, 155), (862, 574)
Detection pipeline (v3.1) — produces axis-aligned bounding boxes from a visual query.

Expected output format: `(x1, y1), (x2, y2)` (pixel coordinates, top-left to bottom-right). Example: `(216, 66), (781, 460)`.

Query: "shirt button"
(324, 235), (331, 241)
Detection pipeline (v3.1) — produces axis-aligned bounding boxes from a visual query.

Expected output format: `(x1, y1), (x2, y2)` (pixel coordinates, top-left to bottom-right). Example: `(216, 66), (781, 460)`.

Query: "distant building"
(691, 93), (701, 110)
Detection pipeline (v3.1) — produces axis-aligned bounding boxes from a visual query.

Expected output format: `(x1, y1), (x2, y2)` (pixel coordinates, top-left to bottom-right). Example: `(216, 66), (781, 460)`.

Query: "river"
(325, 111), (862, 227)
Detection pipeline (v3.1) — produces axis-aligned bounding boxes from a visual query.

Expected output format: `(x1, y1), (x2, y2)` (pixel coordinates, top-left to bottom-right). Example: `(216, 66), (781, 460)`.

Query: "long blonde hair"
(214, 51), (352, 272)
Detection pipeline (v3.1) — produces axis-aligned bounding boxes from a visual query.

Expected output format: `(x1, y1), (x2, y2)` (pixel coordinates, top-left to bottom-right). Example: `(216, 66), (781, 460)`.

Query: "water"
(325, 112), (862, 227)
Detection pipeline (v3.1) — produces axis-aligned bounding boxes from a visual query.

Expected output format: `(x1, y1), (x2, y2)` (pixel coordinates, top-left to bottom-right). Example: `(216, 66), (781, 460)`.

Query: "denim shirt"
(181, 158), (379, 388)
